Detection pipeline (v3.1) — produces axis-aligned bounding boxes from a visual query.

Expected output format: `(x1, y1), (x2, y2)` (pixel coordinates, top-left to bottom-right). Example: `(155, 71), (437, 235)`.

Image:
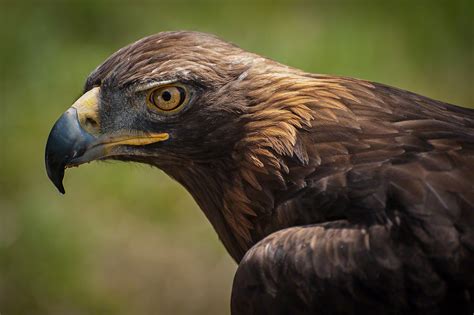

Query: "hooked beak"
(45, 87), (169, 194)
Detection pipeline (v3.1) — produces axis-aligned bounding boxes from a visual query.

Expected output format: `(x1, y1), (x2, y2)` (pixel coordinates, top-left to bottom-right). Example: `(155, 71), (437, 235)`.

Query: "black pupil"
(162, 90), (172, 101)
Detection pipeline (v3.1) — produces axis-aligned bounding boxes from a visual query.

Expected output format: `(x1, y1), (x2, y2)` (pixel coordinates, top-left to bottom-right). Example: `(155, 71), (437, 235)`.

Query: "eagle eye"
(147, 84), (188, 113)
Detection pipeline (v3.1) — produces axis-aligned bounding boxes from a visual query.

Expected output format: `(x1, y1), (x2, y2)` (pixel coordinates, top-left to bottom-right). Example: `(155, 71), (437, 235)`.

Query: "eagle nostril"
(85, 117), (98, 128)
(81, 115), (100, 136)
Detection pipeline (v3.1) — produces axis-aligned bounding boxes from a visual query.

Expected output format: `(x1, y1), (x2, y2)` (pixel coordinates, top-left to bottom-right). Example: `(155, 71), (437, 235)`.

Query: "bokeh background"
(0, 0), (473, 314)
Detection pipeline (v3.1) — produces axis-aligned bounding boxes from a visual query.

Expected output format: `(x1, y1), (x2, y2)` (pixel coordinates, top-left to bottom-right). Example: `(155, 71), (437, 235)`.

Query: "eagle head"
(46, 32), (257, 184)
(46, 31), (316, 259)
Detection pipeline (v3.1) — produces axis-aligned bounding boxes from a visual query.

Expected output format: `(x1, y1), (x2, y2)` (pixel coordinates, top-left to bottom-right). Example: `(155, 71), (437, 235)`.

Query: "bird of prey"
(45, 31), (474, 314)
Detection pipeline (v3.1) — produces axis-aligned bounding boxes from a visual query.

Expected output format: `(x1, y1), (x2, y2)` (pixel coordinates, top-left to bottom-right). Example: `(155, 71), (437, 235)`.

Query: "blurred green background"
(0, 0), (472, 314)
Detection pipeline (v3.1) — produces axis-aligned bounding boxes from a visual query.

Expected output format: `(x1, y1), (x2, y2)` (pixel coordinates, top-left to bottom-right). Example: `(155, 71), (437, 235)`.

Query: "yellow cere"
(72, 87), (101, 135)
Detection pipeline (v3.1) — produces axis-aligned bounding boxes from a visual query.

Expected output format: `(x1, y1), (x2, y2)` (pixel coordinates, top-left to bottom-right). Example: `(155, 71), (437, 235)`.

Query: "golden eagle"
(45, 31), (474, 314)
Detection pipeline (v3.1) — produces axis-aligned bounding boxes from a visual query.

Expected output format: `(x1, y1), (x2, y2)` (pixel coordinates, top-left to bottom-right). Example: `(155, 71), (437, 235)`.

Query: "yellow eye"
(148, 85), (188, 112)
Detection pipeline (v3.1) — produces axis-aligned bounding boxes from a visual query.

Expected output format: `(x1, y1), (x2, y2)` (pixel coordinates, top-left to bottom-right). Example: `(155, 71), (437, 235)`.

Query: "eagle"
(45, 31), (474, 314)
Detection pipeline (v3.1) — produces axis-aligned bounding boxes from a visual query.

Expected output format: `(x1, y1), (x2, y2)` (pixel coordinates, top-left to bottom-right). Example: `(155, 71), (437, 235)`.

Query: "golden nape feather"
(45, 31), (474, 314)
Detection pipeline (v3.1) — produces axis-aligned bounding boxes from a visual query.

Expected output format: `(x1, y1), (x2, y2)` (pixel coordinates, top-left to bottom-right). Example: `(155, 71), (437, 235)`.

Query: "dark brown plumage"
(45, 31), (474, 314)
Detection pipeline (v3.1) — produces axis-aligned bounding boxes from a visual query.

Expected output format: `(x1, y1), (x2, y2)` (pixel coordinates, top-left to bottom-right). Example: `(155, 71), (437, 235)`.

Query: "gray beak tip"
(45, 108), (95, 194)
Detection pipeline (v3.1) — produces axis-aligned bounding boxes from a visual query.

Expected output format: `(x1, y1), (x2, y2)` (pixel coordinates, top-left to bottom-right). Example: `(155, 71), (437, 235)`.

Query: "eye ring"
(147, 84), (189, 113)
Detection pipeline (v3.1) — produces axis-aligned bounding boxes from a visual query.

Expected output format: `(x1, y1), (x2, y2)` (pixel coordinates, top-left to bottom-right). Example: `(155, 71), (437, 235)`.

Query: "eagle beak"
(45, 87), (168, 194)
